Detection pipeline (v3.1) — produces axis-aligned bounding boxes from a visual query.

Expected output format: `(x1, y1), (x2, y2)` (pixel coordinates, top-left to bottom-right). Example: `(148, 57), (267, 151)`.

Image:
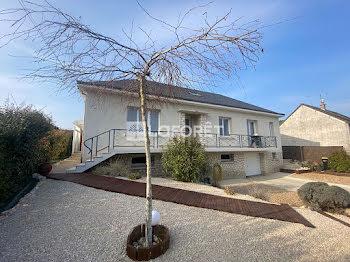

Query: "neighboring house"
(68, 80), (284, 179)
(280, 101), (350, 157)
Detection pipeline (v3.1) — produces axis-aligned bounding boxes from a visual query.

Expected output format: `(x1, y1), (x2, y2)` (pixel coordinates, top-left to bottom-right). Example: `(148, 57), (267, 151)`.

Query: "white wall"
(72, 125), (82, 153)
(280, 105), (350, 152)
(82, 87), (283, 161)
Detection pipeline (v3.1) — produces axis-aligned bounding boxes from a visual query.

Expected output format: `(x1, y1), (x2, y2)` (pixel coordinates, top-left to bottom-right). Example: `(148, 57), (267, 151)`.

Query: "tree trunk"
(138, 75), (153, 248)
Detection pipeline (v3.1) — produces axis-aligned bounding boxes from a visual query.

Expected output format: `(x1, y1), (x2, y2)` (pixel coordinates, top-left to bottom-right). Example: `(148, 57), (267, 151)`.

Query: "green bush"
(128, 172), (142, 180)
(297, 182), (350, 212)
(161, 136), (209, 182)
(328, 150), (350, 173)
(46, 129), (73, 161)
(0, 101), (52, 208)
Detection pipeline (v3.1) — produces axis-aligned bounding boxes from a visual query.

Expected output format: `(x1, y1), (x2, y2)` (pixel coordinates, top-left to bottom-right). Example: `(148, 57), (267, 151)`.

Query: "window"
(247, 120), (257, 136)
(221, 154), (233, 162)
(127, 108), (159, 134)
(219, 118), (230, 136)
(185, 116), (191, 135)
(269, 122), (274, 136)
(131, 155), (155, 167)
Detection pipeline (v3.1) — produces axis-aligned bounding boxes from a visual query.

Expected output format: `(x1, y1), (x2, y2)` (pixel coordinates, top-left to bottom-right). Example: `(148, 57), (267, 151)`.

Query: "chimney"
(320, 98), (326, 110)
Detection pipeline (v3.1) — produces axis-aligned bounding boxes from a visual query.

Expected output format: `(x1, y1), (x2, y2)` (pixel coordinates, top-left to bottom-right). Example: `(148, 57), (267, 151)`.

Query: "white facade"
(77, 84), (284, 178)
(281, 105), (350, 153)
(72, 119), (84, 153)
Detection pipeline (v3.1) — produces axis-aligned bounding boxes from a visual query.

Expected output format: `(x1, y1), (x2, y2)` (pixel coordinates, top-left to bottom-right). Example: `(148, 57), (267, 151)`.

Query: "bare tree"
(0, 0), (263, 247)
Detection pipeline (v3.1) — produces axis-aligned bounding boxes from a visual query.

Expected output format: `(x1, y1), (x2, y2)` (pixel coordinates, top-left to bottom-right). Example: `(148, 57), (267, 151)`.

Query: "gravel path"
(222, 172), (350, 193)
(227, 182), (304, 207)
(134, 176), (270, 202)
(1, 179), (350, 262)
(291, 172), (350, 186)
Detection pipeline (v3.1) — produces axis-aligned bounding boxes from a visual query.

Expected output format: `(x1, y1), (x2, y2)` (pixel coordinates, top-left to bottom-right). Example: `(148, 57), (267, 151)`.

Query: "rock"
(345, 208), (350, 217)
(32, 173), (46, 181)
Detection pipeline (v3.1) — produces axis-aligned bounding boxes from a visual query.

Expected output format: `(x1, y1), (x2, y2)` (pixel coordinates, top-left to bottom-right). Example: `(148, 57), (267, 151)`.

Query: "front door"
(245, 152), (261, 176)
(185, 116), (192, 136)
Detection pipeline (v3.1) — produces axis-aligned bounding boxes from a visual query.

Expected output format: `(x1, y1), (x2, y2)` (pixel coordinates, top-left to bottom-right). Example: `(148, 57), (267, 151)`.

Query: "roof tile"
(78, 79), (283, 115)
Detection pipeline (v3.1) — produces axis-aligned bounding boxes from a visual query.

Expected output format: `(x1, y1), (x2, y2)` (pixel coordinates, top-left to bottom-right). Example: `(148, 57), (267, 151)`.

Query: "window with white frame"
(247, 120), (257, 136)
(127, 108), (159, 134)
(219, 117), (230, 136)
(269, 122), (274, 136)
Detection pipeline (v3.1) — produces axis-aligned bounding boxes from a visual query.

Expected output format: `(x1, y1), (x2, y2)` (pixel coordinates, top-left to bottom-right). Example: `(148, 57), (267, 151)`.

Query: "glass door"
(185, 116), (192, 136)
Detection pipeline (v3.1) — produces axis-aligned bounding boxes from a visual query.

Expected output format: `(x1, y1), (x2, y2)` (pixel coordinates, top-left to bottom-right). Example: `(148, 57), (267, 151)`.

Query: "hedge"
(328, 150), (350, 173)
(47, 129), (73, 161)
(0, 101), (52, 209)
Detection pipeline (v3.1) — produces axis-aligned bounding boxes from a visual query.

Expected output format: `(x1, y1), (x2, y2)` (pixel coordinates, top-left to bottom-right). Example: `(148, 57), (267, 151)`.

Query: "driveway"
(221, 172), (350, 193)
(1, 179), (350, 261)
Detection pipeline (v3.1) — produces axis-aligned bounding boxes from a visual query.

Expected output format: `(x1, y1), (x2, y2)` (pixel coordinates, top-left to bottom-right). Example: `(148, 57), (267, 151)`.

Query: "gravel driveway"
(1, 179), (350, 262)
(221, 172), (350, 193)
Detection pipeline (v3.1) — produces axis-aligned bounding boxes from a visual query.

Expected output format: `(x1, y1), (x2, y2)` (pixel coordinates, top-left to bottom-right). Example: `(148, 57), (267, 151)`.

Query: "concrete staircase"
(66, 150), (119, 173)
(66, 147), (156, 173)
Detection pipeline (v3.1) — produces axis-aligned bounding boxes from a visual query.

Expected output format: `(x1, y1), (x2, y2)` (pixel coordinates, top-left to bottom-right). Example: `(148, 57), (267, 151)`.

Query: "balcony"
(84, 129), (277, 160)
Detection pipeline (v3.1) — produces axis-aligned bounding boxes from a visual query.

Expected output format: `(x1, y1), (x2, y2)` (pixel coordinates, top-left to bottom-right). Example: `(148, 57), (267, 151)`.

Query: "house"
(280, 100), (350, 160)
(68, 79), (284, 179)
(72, 119), (84, 154)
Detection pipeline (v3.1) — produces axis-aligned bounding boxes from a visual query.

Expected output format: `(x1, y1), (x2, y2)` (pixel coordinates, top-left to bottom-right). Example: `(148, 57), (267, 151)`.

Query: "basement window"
(131, 155), (155, 168)
(221, 154), (233, 162)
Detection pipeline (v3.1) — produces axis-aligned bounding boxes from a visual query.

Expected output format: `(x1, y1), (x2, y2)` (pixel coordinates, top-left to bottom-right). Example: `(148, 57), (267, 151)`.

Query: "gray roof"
(77, 79), (283, 115)
(302, 104), (350, 124)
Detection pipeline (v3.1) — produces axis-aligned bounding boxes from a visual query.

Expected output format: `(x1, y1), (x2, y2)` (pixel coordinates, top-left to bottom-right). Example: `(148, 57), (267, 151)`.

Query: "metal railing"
(83, 129), (277, 160)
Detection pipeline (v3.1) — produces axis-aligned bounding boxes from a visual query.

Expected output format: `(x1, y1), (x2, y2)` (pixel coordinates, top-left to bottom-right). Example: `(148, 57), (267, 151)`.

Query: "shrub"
(0, 101), (52, 208)
(297, 182), (350, 212)
(92, 159), (129, 177)
(46, 129), (73, 161)
(162, 136), (209, 182)
(128, 172), (142, 180)
(199, 176), (211, 185)
(328, 150), (350, 173)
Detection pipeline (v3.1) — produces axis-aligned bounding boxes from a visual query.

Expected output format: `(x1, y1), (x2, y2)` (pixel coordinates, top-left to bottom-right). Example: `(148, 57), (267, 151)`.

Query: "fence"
(282, 146), (343, 162)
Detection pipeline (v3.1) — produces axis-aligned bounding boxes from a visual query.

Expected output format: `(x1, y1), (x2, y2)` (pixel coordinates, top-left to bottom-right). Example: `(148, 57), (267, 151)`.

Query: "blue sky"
(0, 0), (349, 129)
